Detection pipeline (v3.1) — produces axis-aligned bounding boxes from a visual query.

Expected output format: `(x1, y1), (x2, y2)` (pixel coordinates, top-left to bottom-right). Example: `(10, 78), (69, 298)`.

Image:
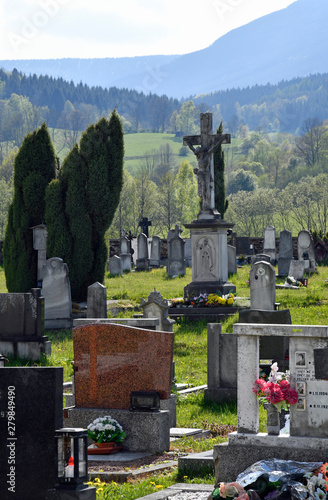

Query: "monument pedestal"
(184, 214), (235, 300)
(64, 407), (170, 454)
(214, 433), (328, 483)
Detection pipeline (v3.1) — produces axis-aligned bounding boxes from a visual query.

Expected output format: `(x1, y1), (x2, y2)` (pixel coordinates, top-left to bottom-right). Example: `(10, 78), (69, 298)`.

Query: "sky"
(1, 0), (298, 61)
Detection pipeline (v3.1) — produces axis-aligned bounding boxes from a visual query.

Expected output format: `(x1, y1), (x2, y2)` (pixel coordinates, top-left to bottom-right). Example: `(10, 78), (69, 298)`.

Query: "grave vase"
(265, 403), (280, 435)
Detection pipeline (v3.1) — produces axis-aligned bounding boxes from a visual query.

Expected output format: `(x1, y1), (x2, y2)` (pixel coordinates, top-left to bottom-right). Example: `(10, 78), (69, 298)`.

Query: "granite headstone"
(87, 282), (107, 319)
(249, 261), (276, 310)
(0, 367), (63, 500)
(41, 257), (72, 329)
(73, 323), (174, 409)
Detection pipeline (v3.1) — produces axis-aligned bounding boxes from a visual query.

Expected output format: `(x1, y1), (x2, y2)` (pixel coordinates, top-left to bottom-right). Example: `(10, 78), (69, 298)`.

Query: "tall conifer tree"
(213, 121), (228, 217)
(46, 111), (124, 300)
(3, 123), (57, 292)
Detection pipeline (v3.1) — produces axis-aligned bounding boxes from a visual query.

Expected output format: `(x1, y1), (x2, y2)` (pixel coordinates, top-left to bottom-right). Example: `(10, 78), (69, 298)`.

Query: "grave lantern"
(55, 428), (88, 488)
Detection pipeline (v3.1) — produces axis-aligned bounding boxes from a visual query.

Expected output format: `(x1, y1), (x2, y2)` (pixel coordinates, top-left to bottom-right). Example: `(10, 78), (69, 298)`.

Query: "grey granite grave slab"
(108, 255), (123, 276)
(0, 367), (63, 500)
(289, 259), (305, 281)
(42, 257), (72, 329)
(87, 282), (107, 318)
(149, 236), (161, 268)
(228, 245), (237, 274)
(249, 261), (276, 310)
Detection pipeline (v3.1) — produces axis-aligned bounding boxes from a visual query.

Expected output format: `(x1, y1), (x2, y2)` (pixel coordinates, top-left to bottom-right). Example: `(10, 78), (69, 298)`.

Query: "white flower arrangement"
(87, 416), (126, 443)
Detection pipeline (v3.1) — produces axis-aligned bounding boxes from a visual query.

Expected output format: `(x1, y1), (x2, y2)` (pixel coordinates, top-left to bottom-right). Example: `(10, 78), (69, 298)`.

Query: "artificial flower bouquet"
(213, 463), (328, 499)
(253, 363), (298, 412)
(87, 415), (126, 443)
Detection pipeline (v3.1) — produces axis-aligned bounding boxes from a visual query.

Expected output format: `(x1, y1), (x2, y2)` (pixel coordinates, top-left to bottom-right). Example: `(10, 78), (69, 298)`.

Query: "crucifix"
(183, 113), (230, 212)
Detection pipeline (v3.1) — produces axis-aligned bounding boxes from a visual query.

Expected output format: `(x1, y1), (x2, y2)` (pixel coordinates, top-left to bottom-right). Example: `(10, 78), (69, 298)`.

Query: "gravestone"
(249, 261), (276, 311)
(184, 238), (192, 267)
(136, 233), (149, 270)
(149, 235), (161, 268)
(119, 236), (132, 272)
(250, 253), (270, 269)
(214, 324), (328, 482)
(289, 259), (305, 281)
(227, 245), (237, 274)
(297, 230), (316, 273)
(263, 225), (276, 264)
(167, 233), (186, 277)
(65, 323), (173, 453)
(32, 224), (47, 285)
(0, 289), (49, 359)
(87, 282), (107, 319)
(73, 323), (173, 409)
(108, 255), (123, 276)
(41, 258), (72, 330)
(0, 367), (63, 500)
(278, 229), (293, 276)
(140, 291), (175, 332)
(167, 225), (180, 259)
(204, 323), (237, 404)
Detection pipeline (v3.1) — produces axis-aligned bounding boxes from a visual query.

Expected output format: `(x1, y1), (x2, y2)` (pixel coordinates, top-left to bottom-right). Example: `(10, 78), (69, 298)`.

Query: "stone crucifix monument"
(183, 113), (236, 298)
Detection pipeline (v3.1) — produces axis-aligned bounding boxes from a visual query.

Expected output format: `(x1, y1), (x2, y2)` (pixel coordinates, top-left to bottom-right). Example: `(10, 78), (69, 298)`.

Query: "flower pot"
(88, 442), (123, 455)
(265, 403), (280, 436)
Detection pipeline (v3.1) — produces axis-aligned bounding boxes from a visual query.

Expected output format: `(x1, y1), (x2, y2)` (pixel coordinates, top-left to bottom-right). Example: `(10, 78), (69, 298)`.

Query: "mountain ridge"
(0, 0), (327, 98)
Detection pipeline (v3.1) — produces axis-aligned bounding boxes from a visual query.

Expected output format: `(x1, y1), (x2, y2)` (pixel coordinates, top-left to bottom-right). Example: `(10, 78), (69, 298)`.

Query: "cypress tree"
(3, 123), (57, 292)
(46, 111), (124, 300)
(213, 121), (228, 218)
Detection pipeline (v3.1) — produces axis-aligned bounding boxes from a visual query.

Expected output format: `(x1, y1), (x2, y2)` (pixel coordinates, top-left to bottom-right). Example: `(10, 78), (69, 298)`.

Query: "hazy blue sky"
(1, 0), (297, 60)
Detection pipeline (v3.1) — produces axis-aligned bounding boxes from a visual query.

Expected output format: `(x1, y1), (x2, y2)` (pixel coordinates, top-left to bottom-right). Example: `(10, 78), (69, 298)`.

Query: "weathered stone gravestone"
(108, 254), (123, 276)
(167, 225), (180, 259)
(167, 232), (186, 277)
(289, 259), (305, 281)
(278, 229), (293, 276)
(119, 236), (132, 272)
(149, 235), (161, 268)
(214, 324), (328, 481)
(41, 257), (72, 330)
(297, 230), (316, 273)
(136, 233), (149, 270)
(204, 323), (237, 404)
(32, 224), (47, 285)
(0, 367), (63, 500)
(87, 282), (107, 319)
(228, 245), (237, 274)
(140, 291), (175, 332)
(184, 238), (192, 267)
(0, 289), (49, 359)
(249, 261), (276, 311)
(250, 253), (270, 269)
(263, 225), (276, 263)
(65, 323), (173, 453)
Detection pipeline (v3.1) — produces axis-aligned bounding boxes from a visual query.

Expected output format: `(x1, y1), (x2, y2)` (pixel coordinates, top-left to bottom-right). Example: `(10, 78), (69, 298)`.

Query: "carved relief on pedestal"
(195, 236), (216, 280)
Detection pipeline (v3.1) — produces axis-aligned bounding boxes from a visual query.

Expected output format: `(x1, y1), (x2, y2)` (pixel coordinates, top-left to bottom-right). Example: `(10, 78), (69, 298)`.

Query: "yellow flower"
(150, 481), (155, 485)
(156, 485), (164, 489)
(94, 478), (101, 483)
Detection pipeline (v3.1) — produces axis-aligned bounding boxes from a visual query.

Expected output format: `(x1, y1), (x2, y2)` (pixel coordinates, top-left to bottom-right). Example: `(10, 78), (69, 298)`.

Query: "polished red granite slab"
(73, 323), (174, 409)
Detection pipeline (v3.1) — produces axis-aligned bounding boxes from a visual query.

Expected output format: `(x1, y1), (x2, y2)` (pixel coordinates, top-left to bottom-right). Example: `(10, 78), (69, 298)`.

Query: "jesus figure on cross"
(183, 113), (231, 213)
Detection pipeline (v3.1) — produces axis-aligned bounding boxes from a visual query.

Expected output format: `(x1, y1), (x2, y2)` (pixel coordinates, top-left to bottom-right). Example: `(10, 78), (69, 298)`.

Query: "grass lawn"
(1, 264), (328, 498)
